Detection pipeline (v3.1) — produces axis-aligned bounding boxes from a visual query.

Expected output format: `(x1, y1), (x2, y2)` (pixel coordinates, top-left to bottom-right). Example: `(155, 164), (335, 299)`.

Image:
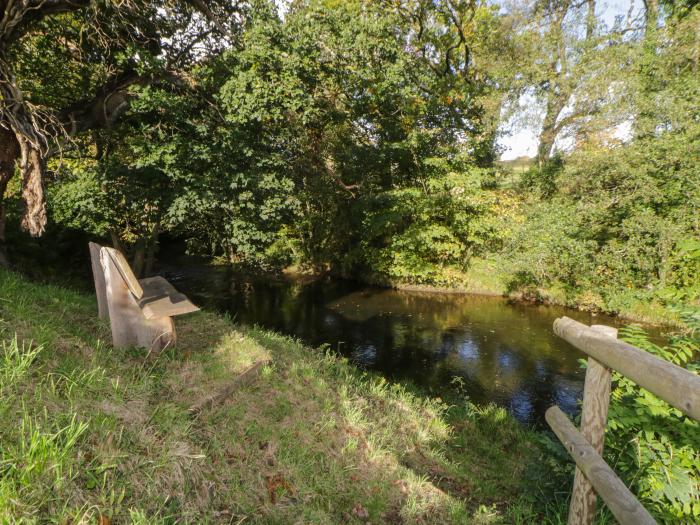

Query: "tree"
(0, 0), (244, 262)
(503, 0), (645, 166)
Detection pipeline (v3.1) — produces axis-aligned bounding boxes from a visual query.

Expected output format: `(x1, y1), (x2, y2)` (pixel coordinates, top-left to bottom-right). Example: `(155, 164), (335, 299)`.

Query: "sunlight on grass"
(0, 268), (562, 523)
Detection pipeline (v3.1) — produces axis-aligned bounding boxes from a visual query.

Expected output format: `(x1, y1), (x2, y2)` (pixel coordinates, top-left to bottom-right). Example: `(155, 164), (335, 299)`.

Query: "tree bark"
(0, 51), (49, 237)
(535, 0), (602, 166)
(643, 0), (659, 34)
(474, 94), (506, 168)
(635, 0), (661, 138)
(144, 219), (161, 276)
(109, 230), (124, 253)
(17, 134), (46, 235)
(226, 244), (241, 265)
(0, 127), (19, 265)
(538, 91), (569, 165)
(586, 0), (597, 40)
(536, 2), (571, 166)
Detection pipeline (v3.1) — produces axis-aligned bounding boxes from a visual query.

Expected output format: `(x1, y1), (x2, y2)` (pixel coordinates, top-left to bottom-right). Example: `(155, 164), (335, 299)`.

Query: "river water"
(163, 261), (665, 427)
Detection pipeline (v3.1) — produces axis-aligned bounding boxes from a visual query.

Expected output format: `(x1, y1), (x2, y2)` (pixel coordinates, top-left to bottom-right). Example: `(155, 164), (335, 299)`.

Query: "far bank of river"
(345, 258), (680, 327)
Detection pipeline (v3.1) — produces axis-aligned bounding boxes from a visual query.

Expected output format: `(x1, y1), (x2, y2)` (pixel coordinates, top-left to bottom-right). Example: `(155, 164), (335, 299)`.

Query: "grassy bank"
(0, 268), (570, 524)
(360, 257), (681, 327)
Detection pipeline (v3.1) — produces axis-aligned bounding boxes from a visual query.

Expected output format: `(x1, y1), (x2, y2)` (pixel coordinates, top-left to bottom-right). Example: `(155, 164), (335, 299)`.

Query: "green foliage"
(129, 0), (500, 272)
(5, 0), (696, 325)
(354, 165), (515, 285)
(48, 165), (109, 237)
(521, 154), (564, 198)
(606, 325), (700, 521)
(504, 117), (700, 315)
(49, 160), (170, 245)
(502, 199), (598, 298)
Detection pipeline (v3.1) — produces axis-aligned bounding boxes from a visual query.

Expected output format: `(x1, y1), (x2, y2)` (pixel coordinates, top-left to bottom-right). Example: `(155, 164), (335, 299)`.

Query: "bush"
(503, 130), (699, 316)
(353, 166), (517, 285)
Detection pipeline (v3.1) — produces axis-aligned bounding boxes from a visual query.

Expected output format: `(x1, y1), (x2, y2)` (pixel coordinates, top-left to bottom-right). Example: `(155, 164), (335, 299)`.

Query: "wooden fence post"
(547, 406), (657, 525)
(568, 324), (617, 525)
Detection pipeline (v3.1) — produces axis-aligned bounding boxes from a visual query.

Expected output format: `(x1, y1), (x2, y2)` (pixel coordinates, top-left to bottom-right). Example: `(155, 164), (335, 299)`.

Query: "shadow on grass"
(0, 268), (569, 524)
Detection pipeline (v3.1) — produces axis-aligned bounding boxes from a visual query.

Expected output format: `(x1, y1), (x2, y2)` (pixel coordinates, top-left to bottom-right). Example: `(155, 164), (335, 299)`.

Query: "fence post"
(567, 324), (617, 525)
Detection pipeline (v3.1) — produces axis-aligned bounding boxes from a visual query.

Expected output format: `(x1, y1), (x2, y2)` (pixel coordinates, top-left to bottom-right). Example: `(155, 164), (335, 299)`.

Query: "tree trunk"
(144, 219), (161, 276)
(644, 0), (659, 33)
(536, 3), (571, 167)
(474, 94), (506, 168)
(586, 0), (596, 40)
(0, 127), (20, 266)
(226, 244), (241, 265)
(635, 0), (661, 139)
(17, 135), (47, 235)
(131, 238), (147, 278)
(109, 230), (124, 253)
(537, 92), (568, 166)
(0, 53), (48, 237)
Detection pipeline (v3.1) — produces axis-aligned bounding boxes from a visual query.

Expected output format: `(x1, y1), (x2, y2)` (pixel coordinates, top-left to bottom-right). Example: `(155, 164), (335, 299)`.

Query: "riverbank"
(0, 268), (570, 523)
(352, 257), (680, 327)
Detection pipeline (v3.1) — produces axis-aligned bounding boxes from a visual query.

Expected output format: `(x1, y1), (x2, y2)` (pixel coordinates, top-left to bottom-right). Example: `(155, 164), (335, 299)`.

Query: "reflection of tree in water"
(166, 266), (660, 426)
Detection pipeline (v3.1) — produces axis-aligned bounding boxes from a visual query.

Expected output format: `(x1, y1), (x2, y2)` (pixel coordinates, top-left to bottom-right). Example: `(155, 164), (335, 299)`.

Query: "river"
(162, 261), (666, 427)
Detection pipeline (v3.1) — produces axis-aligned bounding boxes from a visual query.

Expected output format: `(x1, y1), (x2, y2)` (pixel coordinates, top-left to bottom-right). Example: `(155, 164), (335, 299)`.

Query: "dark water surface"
(163, 261), (665, 427)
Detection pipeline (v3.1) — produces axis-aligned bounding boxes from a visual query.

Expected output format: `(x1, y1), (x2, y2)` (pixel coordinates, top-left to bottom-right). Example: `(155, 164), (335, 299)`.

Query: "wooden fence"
(546, 316), (700, 525)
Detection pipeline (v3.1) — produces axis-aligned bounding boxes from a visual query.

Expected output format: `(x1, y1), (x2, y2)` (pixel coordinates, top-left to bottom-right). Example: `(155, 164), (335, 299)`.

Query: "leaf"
(352, 503), (369, 519)
(266, 473), (294, 504)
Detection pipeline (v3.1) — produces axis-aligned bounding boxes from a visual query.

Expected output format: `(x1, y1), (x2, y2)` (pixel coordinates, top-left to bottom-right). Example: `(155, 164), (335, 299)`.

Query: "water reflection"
(164, 263), (659, 427)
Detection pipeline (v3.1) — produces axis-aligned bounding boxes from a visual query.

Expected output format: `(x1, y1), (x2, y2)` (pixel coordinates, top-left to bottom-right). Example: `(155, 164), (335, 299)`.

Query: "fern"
(605, 325), (700, 521)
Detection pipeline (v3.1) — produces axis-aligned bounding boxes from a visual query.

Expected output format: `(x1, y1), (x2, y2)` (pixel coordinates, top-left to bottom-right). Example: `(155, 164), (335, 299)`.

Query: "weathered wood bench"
(89, 242), (199, 351)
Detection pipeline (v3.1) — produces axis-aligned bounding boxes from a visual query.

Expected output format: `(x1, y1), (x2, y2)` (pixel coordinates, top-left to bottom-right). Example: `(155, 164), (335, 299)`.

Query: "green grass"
(0, 268), (570, 523)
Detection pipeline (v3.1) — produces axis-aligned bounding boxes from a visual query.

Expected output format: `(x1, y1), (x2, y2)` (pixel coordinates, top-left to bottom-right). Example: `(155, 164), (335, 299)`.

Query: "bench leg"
(101, 249), (176, 351)
(134, 316), (176, 351)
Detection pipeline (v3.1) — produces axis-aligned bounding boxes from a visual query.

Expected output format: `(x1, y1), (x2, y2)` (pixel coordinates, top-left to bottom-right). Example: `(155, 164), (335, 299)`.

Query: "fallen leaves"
(266, 473), (294, 504)
(352, 503), (369, 519)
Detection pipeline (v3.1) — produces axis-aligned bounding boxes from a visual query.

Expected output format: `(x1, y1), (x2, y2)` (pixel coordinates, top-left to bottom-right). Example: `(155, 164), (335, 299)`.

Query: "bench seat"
(139, 276), (199, 319)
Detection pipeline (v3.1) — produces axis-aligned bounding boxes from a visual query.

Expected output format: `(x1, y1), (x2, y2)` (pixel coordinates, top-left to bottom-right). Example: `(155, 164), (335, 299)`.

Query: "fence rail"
(545, 406), (656, 525)
(548, 316), (700, 525)
(553, 317), (700, 420)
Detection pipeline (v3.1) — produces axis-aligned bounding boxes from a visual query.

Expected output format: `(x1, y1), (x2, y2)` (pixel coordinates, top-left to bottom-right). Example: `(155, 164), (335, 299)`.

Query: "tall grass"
(0, 337), (41, 394)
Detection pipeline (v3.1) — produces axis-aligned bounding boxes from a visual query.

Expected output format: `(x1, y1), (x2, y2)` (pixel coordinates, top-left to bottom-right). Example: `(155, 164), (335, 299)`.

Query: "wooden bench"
(89, 242), (199, 351)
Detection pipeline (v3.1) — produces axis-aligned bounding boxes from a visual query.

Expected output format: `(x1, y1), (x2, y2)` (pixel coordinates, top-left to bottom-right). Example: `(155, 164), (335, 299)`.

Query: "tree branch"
(0, 0), (91, 46)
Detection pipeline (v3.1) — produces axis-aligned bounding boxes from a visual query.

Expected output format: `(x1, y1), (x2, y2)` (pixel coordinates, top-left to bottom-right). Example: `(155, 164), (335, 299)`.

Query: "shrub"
(354, 166), (517, 285)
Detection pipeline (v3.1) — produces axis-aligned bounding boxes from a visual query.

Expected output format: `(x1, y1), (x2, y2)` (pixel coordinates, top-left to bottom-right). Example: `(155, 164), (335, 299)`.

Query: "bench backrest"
(102, 246), (144, 299)
(88, 242), (108, 319)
